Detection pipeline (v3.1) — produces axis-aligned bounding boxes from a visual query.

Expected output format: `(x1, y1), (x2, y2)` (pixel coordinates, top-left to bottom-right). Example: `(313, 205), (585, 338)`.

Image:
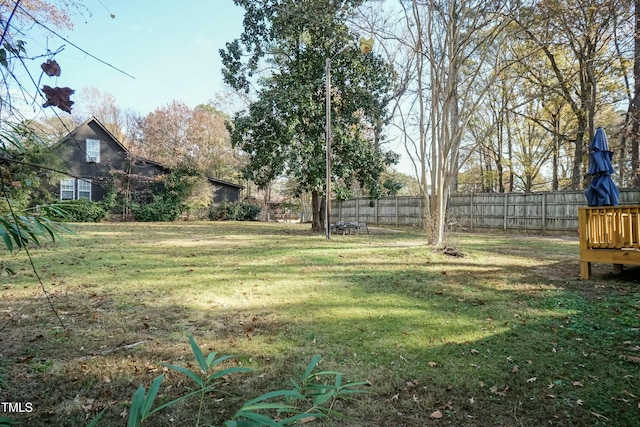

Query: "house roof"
(58, 115), (128, 153)
(60, 116), (243, 189)
(207, 176), (243, 189)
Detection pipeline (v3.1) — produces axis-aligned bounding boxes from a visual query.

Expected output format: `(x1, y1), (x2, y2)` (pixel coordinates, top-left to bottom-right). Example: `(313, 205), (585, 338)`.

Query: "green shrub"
(47, 199), (110, 222)
(212, 201), (261, 221)
(130, 195), (183, 222)
(128, 166), (202, 222)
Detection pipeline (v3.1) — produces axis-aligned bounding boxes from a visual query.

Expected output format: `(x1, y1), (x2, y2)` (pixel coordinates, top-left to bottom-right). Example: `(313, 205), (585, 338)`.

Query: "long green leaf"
(0, 416), (19, 426)
(0, 128), (24, 152)
(0, 229), (13, 252)
(279, 412), (325, 425)
(86, 408), (106, 427)
(148, 387), (211, 416)
(312, 391), (334, 406)
(207, 354), (235, 368)
(241, 389), (304, 408)
(128, 385), (146, 427)
(238, 402), (294, 412)
(162, 363), (204, 387)
(231, 421), (263, 427)
(141, 374), (164, 419)
(188, 335), (207, 372)
(234, 411), (283, 427)
(301, 354), (322, 382)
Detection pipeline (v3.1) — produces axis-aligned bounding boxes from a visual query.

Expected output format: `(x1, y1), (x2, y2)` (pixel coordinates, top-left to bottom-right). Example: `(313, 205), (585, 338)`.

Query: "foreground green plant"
(228, 353), (369, 427)
(120, 336), (367, 427)
(0, 416), (19, 426)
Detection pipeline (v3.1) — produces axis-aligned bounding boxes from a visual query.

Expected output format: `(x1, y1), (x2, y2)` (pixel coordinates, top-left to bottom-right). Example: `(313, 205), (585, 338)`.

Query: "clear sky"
(37, 0), (245, 115)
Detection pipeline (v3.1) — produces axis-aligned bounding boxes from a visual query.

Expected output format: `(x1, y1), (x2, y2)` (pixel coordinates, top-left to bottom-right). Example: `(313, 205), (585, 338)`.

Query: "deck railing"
(579, 206), (640, 249)
(578, 206), (640, 279)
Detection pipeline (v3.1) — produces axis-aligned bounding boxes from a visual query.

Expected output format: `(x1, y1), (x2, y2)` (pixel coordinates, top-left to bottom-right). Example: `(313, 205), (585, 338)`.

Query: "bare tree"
(411, 0), (513, 244)
(512, 0), (625, 190)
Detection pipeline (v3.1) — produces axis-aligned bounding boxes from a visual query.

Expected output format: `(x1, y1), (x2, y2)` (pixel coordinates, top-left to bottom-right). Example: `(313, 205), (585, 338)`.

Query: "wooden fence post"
(375, 199), (378, 224)
(503, 193), (508, 231)
(470, 194), (474, 230)
(396, 197), (399, 227)
(541, 193), (546, 234)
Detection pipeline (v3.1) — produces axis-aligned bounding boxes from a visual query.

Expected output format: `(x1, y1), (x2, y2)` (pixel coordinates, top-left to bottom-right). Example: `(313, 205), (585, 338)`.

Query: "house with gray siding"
(55, 116), (242, 206)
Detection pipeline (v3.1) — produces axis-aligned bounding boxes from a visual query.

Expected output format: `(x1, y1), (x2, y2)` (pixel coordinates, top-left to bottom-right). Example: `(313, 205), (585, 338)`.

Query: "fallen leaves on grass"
(591, 412), (609, 421)
(620, 354), (640, 363)
(490, 385), (509, 396)
(430, 410), (443, 419)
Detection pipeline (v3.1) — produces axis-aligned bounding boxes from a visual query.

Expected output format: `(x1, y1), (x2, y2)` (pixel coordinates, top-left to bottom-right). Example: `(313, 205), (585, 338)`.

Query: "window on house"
(60, 178), (75, 200)
(78, 179), (91, 200)
(86, 139), (100, 163)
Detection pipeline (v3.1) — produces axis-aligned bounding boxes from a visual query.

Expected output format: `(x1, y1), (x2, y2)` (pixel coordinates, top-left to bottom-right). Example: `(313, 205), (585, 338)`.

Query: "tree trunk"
(507, 111), (514, 192)
(633, 0), (640, 186)
(571, 116), (587, 190)
(311, 189), (323, 232)
(552, 109), (560, 191)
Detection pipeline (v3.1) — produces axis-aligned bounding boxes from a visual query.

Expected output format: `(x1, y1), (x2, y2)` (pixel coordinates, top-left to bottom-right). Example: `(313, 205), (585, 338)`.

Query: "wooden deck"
(578, 206), (640, 279)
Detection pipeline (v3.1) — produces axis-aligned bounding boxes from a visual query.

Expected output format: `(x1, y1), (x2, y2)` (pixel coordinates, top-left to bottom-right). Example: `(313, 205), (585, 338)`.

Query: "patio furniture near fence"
(578, 206), (640, 279)
(331, 221), (369, 235)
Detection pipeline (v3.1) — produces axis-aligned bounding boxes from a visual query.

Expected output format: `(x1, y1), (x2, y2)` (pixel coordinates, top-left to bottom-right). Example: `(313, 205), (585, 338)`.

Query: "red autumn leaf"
(41, 59), (61, 76)
(42, 85), (75, 113)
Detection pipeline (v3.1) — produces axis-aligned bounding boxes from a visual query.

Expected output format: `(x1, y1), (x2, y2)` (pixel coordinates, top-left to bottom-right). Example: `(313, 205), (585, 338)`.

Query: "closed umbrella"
(584, 127), (620, 206)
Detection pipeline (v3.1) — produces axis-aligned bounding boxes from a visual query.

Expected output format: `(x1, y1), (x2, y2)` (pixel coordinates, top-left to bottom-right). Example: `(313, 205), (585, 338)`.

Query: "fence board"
(333, 189), (640, 233)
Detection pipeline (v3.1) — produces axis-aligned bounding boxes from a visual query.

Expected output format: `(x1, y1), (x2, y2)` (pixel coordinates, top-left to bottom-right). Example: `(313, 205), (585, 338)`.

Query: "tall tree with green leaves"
(221, 0), (396, 232)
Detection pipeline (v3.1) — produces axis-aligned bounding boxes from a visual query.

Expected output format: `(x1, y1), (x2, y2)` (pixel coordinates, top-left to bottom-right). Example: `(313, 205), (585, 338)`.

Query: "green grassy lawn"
(0, 222), (638, 426)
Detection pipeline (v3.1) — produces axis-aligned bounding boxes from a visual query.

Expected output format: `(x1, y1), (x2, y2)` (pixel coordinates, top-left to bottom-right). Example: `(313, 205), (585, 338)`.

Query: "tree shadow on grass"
(1, 227), (638, 426)
(2, 258), (638, 427)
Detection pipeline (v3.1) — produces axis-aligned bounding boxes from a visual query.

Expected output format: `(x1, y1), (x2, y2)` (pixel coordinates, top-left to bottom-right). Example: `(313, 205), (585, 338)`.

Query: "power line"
(16, 3), (135, 80)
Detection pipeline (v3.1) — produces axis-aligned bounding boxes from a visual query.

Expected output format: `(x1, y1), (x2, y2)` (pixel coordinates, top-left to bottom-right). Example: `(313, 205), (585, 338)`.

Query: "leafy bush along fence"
(332, 189), (640, 233)
(212, 201), (261, 221)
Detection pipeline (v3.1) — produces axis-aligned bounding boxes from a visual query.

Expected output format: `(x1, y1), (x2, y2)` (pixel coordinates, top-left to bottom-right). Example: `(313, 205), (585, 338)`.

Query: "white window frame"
(78, 179), (91, 200)
(86, 139), (100, 163)
(60, 178), (75, 200)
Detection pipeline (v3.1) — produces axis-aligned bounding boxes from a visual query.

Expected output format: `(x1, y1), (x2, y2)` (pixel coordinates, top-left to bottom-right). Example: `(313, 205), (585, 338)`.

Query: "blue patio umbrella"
(584, 127), (620, 206)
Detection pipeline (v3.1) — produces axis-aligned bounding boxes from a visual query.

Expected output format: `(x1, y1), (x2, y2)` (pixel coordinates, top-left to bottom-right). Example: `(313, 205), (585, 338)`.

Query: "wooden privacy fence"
(332, 189), (640, 233)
